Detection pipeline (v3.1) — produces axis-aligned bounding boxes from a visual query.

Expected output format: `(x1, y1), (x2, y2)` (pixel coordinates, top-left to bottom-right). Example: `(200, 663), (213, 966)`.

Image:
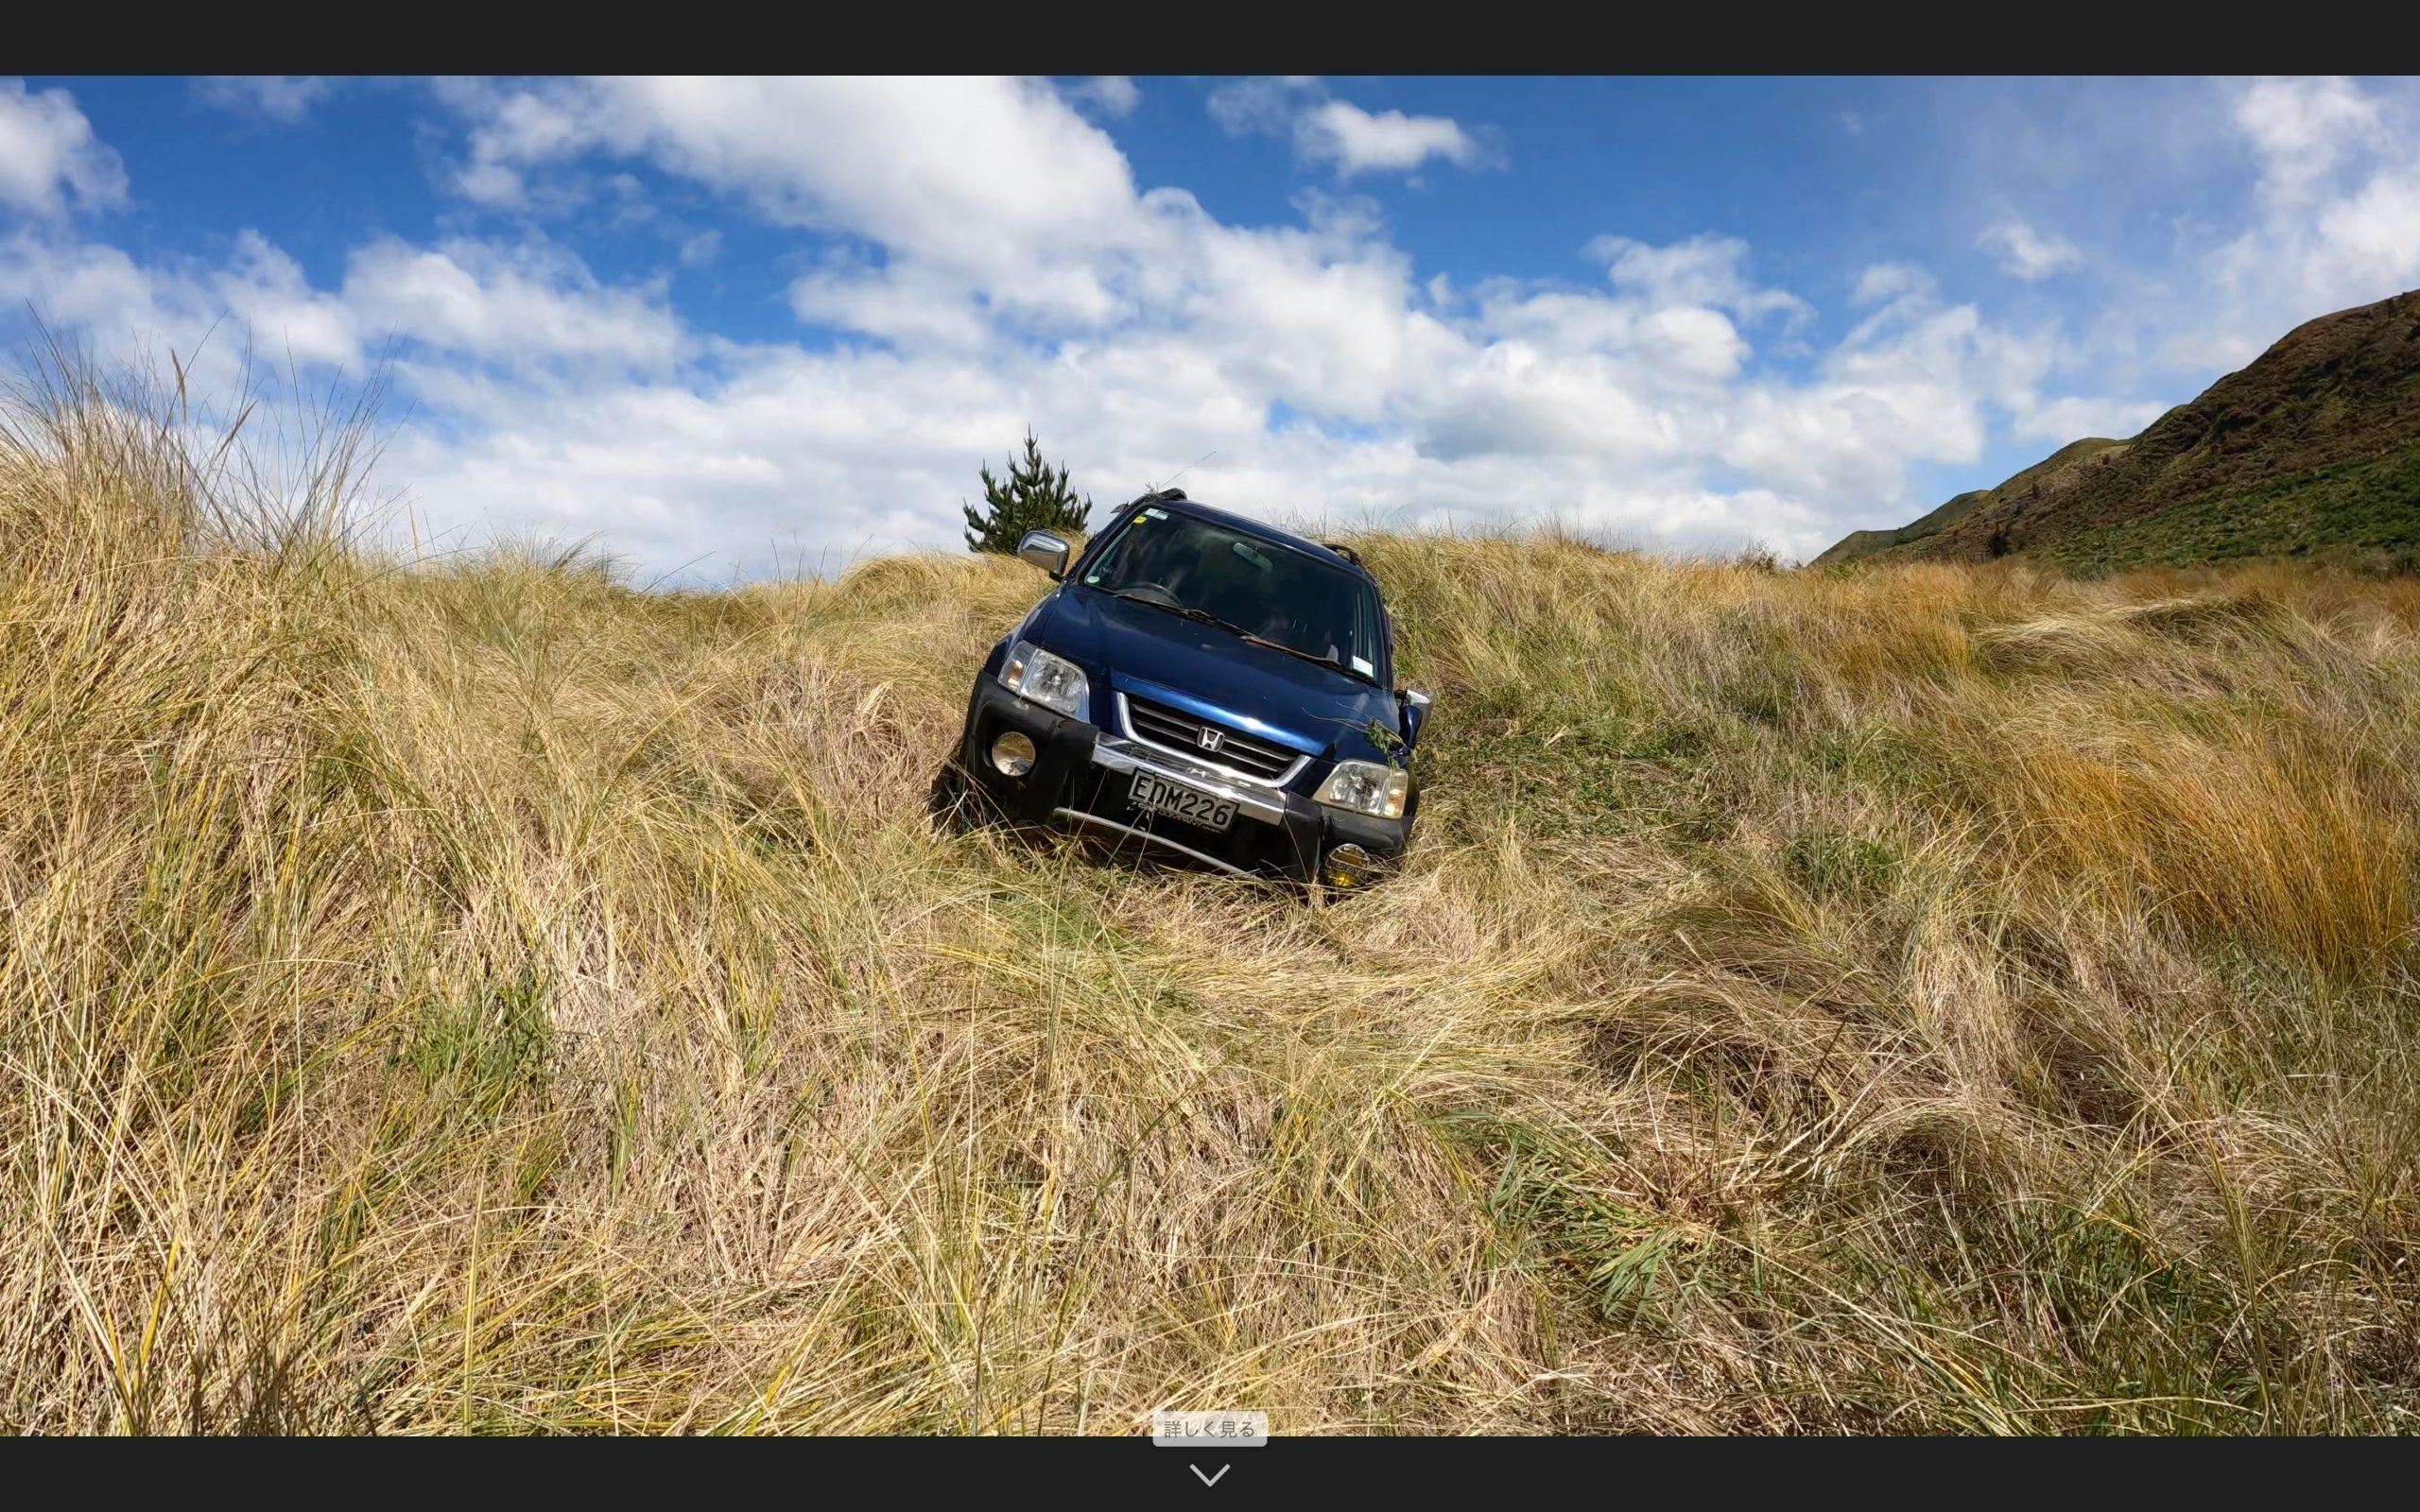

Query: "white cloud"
(1063, 76), (1141, 118)
(1204, 78), (1494, 180)
(15, 73), (2244, 576)
(3, 216), (683, 391)
(2233, 76), (2383, 207)
(399, 189), (1993, 569)
(1472, 284), (1748, 385)
(1297, 100), (1483, 178)
(192, 77), (339, 124)
(1589, 232), (1811, 328)
(676, 230), (721, 267)
(338, 237), (686, 369)
(0, 232), (178, 345)
(443, 76), (1149, 335)
(1721, 298), (2005, 505)
(216, 231), (361, 368)
(0, 79), (127, 217)
(2182, 76), (2420, 367)
(1206, 77), (1321, 137)
(1852, 262), (1932, 305)
(2011, 394), (2167, 443)
(338, 197), (1927, 566)
(787, 255), (994, 351)
(453, 77), (1138, 255)
(2308, 170), (2420, 289)
(1978, 220), (2082, 281)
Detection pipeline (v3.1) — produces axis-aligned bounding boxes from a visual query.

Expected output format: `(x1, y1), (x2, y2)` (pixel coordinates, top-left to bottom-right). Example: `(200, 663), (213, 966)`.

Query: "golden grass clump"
(3, 355), (2418, 1434)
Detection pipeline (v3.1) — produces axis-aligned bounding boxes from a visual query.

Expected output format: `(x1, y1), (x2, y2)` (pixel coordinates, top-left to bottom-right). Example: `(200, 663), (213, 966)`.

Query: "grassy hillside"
(1814, 438), (2130, 568)
(2035, 442), (2420, 576)
(1820, 288), (2420, 572)
(7, 370), (2420, 1435)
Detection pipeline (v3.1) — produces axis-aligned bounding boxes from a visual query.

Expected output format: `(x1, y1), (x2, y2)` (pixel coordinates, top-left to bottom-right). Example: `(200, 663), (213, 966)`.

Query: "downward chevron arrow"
(1190, 1464), (1230, 1486)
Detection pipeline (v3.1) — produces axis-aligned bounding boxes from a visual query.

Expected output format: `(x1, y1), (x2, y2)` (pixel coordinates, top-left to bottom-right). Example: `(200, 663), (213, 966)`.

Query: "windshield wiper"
(1101, 591), (1370, 682)
(1237, 632), (1364, 681)
(1103, 592), (1248, 637)
(1163, 600), (1253, 636)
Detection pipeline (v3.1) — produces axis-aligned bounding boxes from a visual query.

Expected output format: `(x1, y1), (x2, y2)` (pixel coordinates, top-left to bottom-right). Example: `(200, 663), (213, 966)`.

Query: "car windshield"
(1078, 508), (1383, 682)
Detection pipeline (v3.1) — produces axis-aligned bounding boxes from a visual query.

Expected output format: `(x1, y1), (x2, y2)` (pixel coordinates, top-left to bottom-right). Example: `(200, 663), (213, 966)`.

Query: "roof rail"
(1322, 541), (1361, 566)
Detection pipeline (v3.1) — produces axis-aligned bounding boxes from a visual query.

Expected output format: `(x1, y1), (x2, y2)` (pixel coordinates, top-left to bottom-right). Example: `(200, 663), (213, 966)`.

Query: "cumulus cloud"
(1297, 100), (1485, 178)
(1205, 77), (1321, 137)
(1852, 262), (1932, 305)
(442, 76), (1147, 322)
(215, 230), (361, 368)
(340, 237), (685, 369)
(787, 254), (995, 351)
(192, 77), (339, 124)
(393, 169), (1993, 568)
(2233, 76), (2385, 207)
(1063, 76), (1141, 118)
(1979, 220), (2082, 280)
(2011, 394), (2169, 443)
(0, 78), (127, 216)
(3, 216), (684, 391)
(1205, 77), (1495, 180)
(1722, 298), (2008, 505)
(0, 232), (182, 349)
(24, 74), (2337, 577)
(2182, 76), (2420, 367)
(1588, 232), (1811, 328)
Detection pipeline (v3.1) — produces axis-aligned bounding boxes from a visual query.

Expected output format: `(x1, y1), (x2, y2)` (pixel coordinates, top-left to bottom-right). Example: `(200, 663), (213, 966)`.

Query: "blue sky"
(5, 75), (2418, 578)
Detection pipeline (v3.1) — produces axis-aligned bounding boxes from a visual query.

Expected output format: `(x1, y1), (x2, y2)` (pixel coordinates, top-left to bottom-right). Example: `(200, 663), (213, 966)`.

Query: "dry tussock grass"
(3, 359), (2417, 1434)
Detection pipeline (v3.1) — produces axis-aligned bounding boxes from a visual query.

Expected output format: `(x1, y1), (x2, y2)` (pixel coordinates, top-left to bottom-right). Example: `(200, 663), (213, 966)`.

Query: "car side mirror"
(1397, 686), (1431, 746)
(1016, 530), (1070, 578)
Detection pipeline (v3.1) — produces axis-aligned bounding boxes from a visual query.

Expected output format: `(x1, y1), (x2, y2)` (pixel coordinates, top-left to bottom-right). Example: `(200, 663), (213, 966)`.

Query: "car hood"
(1027, 586), (1399, 761)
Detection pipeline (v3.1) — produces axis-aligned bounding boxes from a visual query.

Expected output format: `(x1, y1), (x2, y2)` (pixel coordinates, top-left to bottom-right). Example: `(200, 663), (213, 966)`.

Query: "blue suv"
(948, 490), (1431, 888)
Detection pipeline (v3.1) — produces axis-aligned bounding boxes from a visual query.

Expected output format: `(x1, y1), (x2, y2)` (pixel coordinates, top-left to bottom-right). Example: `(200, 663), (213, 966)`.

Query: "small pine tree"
(963, 430), (1093, 554)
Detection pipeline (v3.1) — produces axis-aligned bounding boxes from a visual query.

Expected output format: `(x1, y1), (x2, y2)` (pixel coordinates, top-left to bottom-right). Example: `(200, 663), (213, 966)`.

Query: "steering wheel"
(1121, 581), (1183, 606)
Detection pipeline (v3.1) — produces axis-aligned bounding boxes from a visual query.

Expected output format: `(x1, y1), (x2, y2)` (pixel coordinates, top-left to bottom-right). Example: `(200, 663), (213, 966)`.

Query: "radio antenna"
(1151, 449), (1217, 493)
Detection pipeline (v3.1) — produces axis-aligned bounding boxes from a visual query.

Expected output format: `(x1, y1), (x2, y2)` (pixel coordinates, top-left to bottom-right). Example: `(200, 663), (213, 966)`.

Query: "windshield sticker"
(1351, 655), (1374, 676)
(1142, 507), (1167, 520)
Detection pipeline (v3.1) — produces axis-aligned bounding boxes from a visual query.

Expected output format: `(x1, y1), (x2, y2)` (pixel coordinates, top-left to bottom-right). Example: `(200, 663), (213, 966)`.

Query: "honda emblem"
(1198, 727), (1224, 753)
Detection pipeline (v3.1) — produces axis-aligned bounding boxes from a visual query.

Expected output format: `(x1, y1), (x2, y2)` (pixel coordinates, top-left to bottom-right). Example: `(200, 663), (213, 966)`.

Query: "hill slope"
(1816, 288), (2420, 572)
(1817, 437), (2133, 566)
(7, 369), (2420, 1434)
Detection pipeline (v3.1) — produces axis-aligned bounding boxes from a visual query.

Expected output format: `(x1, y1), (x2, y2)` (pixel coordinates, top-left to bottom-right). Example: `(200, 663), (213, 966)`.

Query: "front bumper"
(955, 676), (1409, 883)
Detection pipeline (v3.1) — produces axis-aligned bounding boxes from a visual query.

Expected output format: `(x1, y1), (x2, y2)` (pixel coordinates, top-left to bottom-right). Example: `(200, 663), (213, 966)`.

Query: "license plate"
(1130, 769), (1236, 832)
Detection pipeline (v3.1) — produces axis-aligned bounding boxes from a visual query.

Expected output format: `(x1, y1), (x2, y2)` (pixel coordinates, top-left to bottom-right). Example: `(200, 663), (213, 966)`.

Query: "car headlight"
(996, 639), (1090, 722)
(1314, 760), (1409, 819)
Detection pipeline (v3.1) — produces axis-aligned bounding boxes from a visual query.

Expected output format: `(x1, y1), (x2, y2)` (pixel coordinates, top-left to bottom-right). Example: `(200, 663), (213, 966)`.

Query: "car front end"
(950, 496), (1426, 889)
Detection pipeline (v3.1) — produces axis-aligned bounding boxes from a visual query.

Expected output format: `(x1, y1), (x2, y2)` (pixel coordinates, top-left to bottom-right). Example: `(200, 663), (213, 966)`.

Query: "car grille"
(1123, 695), (1300, 781)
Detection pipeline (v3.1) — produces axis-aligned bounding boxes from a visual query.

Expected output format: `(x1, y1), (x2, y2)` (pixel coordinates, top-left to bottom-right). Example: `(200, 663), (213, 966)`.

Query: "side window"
(1072, 508), (1136, 582)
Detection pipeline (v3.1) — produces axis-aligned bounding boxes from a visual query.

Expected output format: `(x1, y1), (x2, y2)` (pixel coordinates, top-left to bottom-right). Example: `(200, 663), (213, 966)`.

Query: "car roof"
(1124, 493), (1372, 579)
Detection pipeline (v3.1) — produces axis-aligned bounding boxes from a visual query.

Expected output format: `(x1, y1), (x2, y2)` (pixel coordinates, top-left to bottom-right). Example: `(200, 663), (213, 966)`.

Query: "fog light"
(1322, 843), (1376, 888)
(990, 730), (1037, 777)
